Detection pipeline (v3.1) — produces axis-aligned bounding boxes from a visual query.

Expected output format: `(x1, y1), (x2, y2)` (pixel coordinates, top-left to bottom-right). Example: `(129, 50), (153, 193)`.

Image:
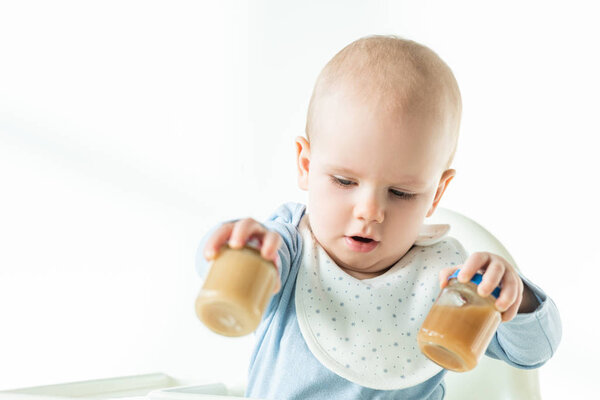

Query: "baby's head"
(295, 35), (462, 279)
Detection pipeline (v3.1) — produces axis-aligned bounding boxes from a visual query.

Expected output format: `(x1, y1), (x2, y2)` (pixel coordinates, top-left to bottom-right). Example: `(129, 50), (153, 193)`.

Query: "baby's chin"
(336, 259), (393, 280)
(338, 244), (412, 277)
(313, 234), (393, 276)
(327, 245), (389, 278)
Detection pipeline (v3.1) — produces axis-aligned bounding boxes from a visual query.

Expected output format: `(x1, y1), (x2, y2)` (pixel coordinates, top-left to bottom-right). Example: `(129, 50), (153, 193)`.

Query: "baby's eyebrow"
(325, 164), (426, 191)
(327, 165), (359, 176)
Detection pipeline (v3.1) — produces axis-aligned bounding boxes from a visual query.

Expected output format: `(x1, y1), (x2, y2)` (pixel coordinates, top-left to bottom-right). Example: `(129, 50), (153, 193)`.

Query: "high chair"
(0, 208), (542, 400)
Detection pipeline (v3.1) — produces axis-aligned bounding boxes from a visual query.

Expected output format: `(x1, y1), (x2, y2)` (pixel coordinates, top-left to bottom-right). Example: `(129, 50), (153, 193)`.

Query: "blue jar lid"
(449, 269), (501, 299)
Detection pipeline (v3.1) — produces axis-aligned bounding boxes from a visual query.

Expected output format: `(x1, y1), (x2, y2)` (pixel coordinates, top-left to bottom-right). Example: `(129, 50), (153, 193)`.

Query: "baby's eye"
(331, 176), (354, 187)
(390, 189), (417, 200)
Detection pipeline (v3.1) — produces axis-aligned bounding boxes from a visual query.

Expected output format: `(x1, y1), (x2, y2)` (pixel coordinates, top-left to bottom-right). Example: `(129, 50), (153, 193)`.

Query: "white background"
(1, 0), (598, 398)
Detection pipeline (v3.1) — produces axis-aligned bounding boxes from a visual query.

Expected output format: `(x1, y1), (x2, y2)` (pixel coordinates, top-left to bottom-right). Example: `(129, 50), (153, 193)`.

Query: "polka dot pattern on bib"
(295, 216), (467, 390)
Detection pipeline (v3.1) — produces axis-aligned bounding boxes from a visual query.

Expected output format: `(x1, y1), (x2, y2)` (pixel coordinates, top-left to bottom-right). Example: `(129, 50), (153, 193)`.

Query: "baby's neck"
(341, 265), (393, 280)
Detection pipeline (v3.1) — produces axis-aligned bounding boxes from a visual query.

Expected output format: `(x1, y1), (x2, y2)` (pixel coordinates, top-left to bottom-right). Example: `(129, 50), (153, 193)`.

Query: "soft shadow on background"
(1, 1), (598, 398)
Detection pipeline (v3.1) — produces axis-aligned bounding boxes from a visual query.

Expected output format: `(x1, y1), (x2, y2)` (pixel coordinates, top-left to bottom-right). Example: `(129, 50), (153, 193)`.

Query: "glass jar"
(195, 244), (278, 337)
(417, 269), (502, 372)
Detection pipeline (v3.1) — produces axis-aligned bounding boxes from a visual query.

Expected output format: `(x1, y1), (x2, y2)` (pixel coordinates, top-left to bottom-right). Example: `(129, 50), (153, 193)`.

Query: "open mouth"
(345, 235), (379, 252)
(351, 236), (374, 243)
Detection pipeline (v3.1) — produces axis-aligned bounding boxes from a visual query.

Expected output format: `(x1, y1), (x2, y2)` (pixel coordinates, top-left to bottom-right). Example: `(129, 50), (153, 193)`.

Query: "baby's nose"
(353, 194), (385, 223)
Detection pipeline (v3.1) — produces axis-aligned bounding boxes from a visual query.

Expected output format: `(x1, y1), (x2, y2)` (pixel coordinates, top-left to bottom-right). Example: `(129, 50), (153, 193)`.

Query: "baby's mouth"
(351, 236), (374, 243)
(345, 235), (379, 252)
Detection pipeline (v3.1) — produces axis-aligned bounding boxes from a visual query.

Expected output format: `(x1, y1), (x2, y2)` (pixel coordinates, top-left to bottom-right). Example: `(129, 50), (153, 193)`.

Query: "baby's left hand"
(439, 252), (524, 322)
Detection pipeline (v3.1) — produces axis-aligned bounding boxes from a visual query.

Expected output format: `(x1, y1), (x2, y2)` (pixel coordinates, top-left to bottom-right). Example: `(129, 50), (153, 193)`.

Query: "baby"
(197, 35), (561, 399)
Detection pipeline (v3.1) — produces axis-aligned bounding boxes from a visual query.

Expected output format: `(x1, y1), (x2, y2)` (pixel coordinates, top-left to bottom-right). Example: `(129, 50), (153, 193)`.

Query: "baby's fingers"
(257, 231), (282, 293)
(496, 272), (522, 316)
(458, 252), (491, 283)
(500, 283), (523, 322)
(229, 219), (282, 293)
(229, 218), (267, 248)
(438, 266), (460, 288)
(203, 222), (236, 260)
(261, 230), (282, 265)
(477, 259), (505, 298)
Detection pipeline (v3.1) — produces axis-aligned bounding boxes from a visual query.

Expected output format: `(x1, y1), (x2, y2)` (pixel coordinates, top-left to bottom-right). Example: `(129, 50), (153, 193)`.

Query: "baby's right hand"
(203, 218), (282, 293)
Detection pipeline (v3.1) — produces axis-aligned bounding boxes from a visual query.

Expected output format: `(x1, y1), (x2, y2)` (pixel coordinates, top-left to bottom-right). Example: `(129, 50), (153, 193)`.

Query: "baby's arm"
(484, 282), (561, 369)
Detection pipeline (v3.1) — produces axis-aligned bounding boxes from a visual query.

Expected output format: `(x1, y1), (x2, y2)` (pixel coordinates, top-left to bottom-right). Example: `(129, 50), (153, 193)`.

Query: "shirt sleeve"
(484, 274), (562, 369)
(259, 202), (306, 297)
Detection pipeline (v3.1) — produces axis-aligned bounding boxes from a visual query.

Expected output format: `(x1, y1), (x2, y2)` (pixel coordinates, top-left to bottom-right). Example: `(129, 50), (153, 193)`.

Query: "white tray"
(0, 354), (542, 400)
(0, 373), (251, 400)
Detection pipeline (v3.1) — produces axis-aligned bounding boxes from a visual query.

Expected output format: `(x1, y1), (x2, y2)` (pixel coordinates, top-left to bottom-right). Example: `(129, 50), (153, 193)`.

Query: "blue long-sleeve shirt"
(195, 202), (562, 399)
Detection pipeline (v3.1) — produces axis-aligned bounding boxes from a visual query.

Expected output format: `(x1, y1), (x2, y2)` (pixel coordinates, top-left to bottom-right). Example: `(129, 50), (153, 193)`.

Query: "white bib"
(294, 215), (467, 390)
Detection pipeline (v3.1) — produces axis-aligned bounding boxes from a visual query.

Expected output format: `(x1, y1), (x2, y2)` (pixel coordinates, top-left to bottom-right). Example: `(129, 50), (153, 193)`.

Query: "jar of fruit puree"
(417, 269), (502, 372)
(195, 243), (278, 337)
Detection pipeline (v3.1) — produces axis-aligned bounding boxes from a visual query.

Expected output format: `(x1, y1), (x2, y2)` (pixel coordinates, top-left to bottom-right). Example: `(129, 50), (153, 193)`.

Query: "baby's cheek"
(312, 182), (342, 211)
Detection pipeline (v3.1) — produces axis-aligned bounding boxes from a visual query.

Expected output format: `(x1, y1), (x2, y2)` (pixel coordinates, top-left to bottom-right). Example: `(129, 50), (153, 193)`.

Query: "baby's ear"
(426, 169), (456, 218)
(295, 136), (311, 191)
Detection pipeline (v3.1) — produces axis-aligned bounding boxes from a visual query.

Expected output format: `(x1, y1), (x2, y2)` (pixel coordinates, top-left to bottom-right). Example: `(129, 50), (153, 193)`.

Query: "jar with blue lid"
(417, 269), (502, 372)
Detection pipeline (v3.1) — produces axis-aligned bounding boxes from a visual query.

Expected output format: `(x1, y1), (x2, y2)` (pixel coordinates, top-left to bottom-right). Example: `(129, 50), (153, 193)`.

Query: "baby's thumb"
(204, 223), (235, 260)
(439, 266), (460, 288)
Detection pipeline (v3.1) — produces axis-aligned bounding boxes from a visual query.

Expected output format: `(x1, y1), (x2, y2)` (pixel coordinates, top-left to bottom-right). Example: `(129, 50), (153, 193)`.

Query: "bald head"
(306, 35), (462, 170)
